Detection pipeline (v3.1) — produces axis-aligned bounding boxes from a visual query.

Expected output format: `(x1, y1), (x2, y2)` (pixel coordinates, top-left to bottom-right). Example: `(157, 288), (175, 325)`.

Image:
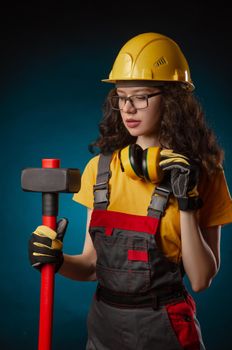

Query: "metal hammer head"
(21, 168), (81, 193)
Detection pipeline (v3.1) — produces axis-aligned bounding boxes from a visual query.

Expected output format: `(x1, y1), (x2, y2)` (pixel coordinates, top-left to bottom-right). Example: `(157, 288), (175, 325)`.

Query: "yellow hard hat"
(102, 32), (194, 91)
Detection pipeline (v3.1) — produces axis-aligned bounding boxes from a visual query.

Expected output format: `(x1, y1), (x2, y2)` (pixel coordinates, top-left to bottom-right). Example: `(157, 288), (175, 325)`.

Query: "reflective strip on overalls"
(86, 153), (206, 350)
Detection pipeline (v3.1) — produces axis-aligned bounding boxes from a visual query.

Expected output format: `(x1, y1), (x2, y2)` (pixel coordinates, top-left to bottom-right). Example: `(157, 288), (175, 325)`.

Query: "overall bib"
(86, 154), (206, 350)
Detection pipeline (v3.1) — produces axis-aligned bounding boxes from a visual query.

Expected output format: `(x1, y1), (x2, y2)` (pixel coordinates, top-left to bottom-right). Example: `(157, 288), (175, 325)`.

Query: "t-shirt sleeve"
(198, 167), (232, 228)
(72, 155), (99, 209)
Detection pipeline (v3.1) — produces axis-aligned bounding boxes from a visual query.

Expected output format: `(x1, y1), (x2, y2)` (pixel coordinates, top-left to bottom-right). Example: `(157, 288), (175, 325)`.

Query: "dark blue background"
(1, 3), (232, 349)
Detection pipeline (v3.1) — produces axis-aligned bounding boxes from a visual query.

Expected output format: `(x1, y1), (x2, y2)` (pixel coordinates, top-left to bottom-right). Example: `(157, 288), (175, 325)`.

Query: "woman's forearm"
(180, 210), (217, 292)
(58, 253), (97, 282)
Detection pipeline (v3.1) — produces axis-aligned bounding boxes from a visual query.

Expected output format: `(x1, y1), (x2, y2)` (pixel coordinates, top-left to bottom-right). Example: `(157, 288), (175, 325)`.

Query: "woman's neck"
(136, 135), (161, 150)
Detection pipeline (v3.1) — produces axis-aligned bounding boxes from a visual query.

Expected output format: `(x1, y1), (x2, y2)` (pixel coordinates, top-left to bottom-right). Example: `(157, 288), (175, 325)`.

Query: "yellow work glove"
(159, 149), (203, 211)
(28, 218), (68, 272)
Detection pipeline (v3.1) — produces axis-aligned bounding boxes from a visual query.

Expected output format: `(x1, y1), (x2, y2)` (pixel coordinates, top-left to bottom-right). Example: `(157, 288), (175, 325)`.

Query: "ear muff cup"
(119, 144), (164, 183)
(142, 147), (164, 183)
(120, 144), (144, 180)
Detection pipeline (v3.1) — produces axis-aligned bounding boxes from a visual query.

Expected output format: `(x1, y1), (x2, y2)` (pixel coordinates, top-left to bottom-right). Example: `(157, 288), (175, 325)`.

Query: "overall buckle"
(93, 181), (109, 204)
(148, 185), (171, 216)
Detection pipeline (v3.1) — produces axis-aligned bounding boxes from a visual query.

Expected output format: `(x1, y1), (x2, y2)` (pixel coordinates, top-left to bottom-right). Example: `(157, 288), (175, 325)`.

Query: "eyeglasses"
(110, 92), (162, 111)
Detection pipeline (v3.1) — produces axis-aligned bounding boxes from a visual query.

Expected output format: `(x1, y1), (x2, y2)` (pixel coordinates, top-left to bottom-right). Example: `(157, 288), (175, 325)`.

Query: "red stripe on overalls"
(90, 209), (159, 236)
(128, 250), (149, 262)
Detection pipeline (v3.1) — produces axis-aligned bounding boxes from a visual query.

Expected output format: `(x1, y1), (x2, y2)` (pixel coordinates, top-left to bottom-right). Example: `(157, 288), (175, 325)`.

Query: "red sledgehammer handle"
(39, 158), (60, 350)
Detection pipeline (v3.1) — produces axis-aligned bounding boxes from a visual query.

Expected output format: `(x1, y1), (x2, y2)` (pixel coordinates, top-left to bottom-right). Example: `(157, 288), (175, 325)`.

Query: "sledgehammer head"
(21, 168), (81, 193)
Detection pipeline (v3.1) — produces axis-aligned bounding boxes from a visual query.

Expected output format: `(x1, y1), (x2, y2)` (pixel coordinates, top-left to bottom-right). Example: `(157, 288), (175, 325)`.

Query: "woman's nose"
(122, 99), (136, 113)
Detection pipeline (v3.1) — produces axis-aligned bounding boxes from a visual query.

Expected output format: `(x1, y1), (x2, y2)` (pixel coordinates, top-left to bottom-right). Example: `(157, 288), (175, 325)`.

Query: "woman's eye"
(134, 95), (146, 100)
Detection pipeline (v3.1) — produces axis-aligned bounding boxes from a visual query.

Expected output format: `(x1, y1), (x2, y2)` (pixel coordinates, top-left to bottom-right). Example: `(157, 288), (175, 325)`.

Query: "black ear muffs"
(119, 144), (164, 183)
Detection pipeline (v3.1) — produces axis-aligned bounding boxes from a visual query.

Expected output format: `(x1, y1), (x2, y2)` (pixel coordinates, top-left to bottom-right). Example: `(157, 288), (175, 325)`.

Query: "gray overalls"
(86, 153), (206, 350)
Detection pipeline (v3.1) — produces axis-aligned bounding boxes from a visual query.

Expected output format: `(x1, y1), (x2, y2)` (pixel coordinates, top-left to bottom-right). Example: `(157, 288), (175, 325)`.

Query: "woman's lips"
(125, 120), (141, 128)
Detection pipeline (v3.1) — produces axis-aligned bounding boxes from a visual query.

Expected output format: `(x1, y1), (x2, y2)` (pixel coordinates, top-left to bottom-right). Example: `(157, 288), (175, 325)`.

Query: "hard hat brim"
(101, 79), (195, 91)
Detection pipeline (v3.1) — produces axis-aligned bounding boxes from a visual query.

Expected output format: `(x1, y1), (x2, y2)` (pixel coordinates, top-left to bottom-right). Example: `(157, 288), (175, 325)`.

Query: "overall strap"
(147, 176), (172, 219)
(93, 153), (112, 209)
(147, 178), (186, 276)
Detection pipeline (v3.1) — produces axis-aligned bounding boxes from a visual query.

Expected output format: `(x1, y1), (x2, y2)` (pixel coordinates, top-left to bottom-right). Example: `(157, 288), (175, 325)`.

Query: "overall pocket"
(164, 299), (201, 350)
(92, 228), (152, 293)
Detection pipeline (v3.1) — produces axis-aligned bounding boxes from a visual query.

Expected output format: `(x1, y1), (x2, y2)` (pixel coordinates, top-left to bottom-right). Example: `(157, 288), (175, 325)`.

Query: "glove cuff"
(177, 196), (203, 211)
(55, 253), (64, 272)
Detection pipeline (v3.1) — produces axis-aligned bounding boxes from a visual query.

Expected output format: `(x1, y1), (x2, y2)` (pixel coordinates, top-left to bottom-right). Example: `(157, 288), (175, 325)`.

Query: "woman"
(29, 33), (232, 349)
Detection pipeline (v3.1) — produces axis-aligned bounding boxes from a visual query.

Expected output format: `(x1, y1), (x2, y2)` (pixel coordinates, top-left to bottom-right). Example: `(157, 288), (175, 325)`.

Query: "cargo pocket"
(96, 263), (151, 293)
(164, 299), (201, 350)
(94, 231), (151, 293)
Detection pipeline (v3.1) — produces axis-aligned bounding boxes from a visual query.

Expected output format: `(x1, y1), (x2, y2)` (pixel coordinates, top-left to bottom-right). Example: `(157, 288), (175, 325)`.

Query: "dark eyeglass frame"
(110, 91), (163, 110)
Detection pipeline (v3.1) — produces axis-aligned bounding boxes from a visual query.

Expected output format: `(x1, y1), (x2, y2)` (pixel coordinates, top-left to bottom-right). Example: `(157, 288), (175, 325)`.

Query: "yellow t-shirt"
(73, 151), (232, 263)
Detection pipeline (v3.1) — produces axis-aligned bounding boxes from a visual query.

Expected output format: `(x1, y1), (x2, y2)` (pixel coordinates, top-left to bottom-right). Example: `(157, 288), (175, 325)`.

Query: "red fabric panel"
(90, 209), (159, 236)
(165, 298), (200, 349)
(128, 250), (148, 262)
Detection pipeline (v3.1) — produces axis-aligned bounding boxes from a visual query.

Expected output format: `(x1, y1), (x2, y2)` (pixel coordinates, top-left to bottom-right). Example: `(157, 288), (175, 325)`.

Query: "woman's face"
(116, 86), (163, 139)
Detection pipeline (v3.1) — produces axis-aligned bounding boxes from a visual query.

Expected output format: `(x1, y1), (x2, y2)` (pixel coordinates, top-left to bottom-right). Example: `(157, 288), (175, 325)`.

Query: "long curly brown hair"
(89, 84), (224, 176)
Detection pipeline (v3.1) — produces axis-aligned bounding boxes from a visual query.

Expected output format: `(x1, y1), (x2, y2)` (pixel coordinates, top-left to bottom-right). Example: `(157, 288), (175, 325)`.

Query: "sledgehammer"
(21, 159), (81, 350)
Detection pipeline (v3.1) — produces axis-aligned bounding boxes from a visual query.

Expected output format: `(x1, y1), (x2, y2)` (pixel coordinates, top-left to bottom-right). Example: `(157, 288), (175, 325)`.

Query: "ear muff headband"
(142, 147), (164, 184)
